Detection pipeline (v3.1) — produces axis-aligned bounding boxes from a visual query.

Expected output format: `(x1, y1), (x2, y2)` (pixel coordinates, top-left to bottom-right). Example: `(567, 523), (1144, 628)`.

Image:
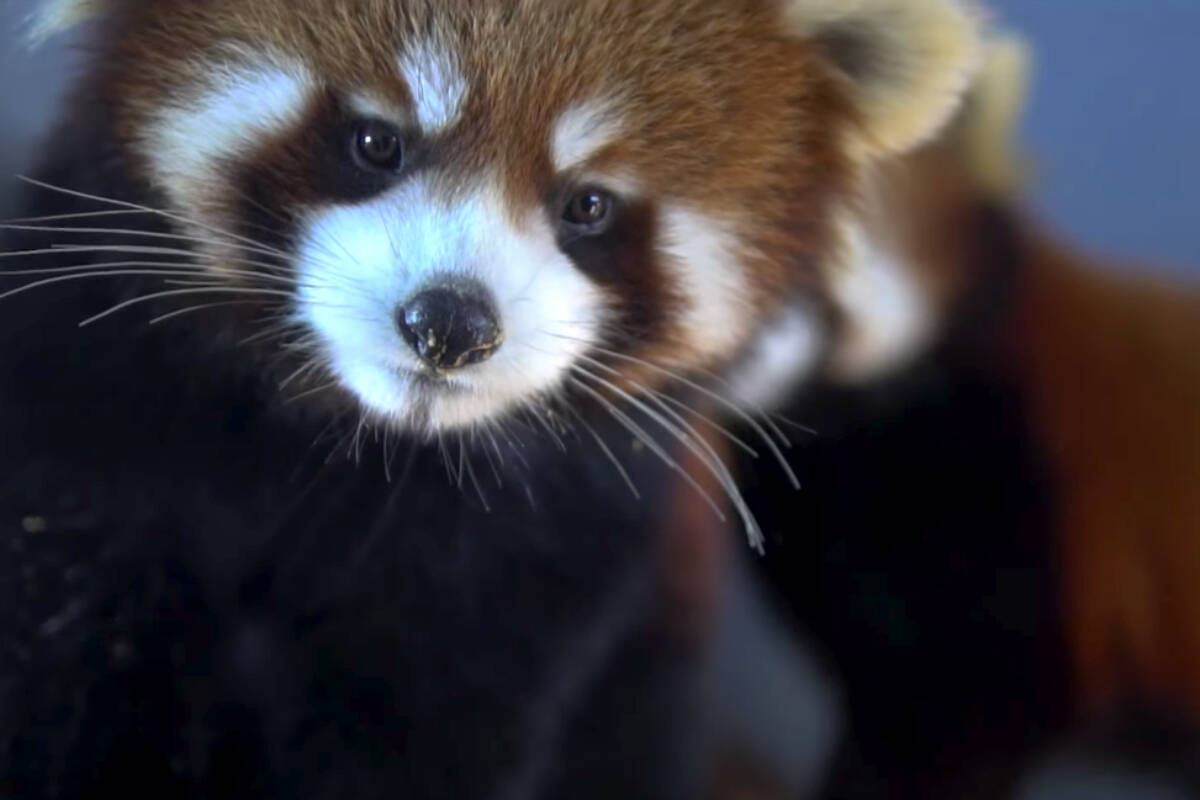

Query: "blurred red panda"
(866, 35), (1200, 724)
(703, 33), (1200, 797)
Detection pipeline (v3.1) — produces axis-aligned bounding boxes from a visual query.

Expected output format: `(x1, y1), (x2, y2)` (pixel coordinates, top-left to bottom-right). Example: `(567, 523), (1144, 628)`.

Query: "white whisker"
(78, 286), (291, 327)
(569, 375), (727, 523)
(646, 388), (759, 458)
(0, 223), (291, 265)
(239, 320), (305, 347)
(523, 400), (568, 453)
(148, 299), (265, 325)
(562, 404), (640, 500)
(2, 259), (215, 277)
(278, 356), (324, 391)
(575, 347), (800, 491)
(475, 427), (505, 489)
(0, 244), (300, 286)
(492, 421), (531, 473)
(17, 176), (295, 261)
(352, 415), (370, 465)
(572, 365), (763, 551)
(455, 435), (467, 491)
(4, 209), (149, 224)
(462, 444), (491, 512)
(284, 379), (341, 406)
(0, 268), (242, 302)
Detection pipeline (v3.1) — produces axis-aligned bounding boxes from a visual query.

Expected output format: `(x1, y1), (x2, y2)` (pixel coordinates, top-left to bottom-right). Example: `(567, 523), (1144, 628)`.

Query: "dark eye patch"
(234, 90), (422, 213)
(228, 90), (430, 254)
(558, 199), (681, 345)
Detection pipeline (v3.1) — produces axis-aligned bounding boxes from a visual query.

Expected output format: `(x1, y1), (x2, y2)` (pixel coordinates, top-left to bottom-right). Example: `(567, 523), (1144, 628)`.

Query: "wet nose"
(396, 283), (503, 371)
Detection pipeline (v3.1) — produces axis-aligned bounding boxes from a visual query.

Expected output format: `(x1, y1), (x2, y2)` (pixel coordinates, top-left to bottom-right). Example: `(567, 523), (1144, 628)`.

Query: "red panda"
(850, 32), (1200, 728)
(725, 34), (1200, 798)
(0, 0), (983, 797)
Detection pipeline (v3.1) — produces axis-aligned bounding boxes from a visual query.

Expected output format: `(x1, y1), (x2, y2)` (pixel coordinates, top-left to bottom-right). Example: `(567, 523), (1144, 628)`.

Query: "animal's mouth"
(405, 370), (471, 395)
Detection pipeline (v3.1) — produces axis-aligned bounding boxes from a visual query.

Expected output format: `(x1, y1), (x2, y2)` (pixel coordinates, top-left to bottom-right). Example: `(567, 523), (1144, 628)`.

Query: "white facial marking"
(295, 179), (604, 432)
(398, 38), (468, 132)
(551, 99), (625, 173)
(728, 303), (824, 412)
(346, 93), (405, 124)
(144, 55), (314, 205)
(828, 221), (932, 382)
(659, 206), (753, 361)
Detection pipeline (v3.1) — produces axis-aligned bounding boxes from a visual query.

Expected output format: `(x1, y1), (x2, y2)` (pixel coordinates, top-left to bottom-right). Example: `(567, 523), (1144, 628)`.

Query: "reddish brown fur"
(1009, 238), (1200, 720)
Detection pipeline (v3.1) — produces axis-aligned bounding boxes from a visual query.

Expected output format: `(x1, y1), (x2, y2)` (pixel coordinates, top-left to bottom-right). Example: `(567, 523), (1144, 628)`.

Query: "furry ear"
(820, 33), (1034, 385)
(955, 33), (1035, 198)
(26, 0), (112, 45)
(781, 0), (983, 158)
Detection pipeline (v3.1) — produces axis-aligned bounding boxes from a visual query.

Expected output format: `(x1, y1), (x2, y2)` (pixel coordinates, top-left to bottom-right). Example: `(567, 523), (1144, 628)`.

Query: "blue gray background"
(2, 1), (1198, 275)
(995, 0), (1199, 277)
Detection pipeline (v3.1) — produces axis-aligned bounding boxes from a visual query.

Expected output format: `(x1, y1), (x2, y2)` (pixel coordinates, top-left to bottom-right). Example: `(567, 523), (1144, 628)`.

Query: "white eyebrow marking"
(398, 38), (468, 132)
(551, 99), (625, 173)
(346, 93), (405, 123)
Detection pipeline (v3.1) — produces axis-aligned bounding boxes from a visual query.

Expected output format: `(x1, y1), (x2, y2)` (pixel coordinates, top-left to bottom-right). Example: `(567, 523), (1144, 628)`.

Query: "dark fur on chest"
(0, 114), (701, 800)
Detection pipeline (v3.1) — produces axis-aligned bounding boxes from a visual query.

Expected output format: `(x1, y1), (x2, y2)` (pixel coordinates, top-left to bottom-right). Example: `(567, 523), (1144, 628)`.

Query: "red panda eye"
(354, 120), (403, 171)
(562, 189), (615, 233)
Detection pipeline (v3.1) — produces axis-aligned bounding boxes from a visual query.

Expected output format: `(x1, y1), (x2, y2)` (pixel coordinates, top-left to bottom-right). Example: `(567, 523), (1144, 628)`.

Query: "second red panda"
(724, 32), (1200, 798)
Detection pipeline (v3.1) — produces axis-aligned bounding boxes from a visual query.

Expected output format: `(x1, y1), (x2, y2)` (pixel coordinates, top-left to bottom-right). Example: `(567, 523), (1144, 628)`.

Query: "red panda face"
(30, 0), (980, 434)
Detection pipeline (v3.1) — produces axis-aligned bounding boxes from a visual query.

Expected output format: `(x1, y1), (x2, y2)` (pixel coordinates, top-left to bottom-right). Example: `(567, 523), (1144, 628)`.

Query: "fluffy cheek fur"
(657, 206), (756, 368)
(293, 179), (604, 432)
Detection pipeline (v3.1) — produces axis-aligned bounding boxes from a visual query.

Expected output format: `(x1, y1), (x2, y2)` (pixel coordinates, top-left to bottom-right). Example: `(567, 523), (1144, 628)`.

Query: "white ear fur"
(958, 33), (1035, 198)
(26, 0), (110, 46)
(781, 0), (984, 157)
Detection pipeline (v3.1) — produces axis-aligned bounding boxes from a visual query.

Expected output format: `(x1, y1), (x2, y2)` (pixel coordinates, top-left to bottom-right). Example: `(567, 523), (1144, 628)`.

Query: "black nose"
(396, 284), (503, 371)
